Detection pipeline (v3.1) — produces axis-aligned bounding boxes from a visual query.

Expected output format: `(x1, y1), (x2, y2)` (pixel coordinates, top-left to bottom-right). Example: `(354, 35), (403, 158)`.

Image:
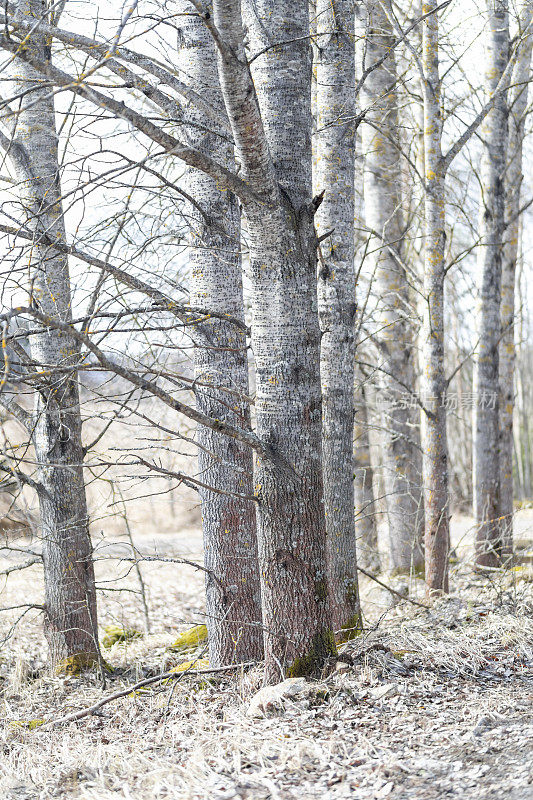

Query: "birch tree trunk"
(315, 0), (360, 638)
(473, 0), (509, 567)
(499, 1), (533, 558)
(176, 6), (263, 664)
(354, 384), (380, 572)
(5, 0), (98, 667)
(215, 0), (335, 681)
(357, 2), (423, 575)
(514, 298), (533, 501)
(421, 0), (450, 593)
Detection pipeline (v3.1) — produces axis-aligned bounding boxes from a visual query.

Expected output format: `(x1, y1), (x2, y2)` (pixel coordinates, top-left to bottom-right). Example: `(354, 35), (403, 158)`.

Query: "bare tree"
(473, 0), (510, 567)
(356, 1), (423, 575)
(499, 0), (533, 556)
(420, 0), (450, 593)
(236, 0), (335, 680)
(176, 3), (263, 664)
(315, 0), (360, 638)
(514, 296), (533, 502)
(0, 0), (98, 667)
(353, 381), (379, 572)
(416, 0), (520, 591)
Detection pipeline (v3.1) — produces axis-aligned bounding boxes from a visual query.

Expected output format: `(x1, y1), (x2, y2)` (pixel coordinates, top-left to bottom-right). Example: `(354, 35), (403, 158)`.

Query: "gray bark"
(421, 0), (450, 593)
(473, 0), (509, 567)
(215, 0), (335, 681)
(353, 383), (379, 572)
(4, 0), (97, 667)
(356, 1), (423, 575)
(176, 6), (263, 665)
(499, 1), (533, 556)
(315, 0), (360, 637)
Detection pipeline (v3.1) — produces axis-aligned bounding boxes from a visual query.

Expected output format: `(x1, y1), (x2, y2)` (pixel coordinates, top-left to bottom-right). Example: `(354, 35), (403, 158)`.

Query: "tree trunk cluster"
(0, 0), (531, 680)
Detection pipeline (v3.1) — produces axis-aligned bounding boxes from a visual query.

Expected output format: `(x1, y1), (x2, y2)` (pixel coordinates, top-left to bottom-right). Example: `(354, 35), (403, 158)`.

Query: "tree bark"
(315, 0), (360, 638)
(176, 5), (263, 664)
(473, 0), (509, 567)
(356, 1), (423, 575)
(354, 383), (380, 572)
(5, 0), (98, 667)
(215, 0), (335, 682)
(421, 0), (450, 593)
(499, 1), (533, 558)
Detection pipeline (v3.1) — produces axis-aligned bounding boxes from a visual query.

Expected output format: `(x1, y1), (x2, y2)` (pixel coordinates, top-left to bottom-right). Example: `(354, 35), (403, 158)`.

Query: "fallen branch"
(41, 661), (254, 728)
(357, 566), (429, 610)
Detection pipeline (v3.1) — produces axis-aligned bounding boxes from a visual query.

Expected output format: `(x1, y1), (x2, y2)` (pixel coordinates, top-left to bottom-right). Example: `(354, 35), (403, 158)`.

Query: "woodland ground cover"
(0, 514), (531, 800)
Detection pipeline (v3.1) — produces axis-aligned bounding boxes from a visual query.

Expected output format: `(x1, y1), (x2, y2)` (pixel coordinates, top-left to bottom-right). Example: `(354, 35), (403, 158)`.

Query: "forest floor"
(0, 512), (531, 800)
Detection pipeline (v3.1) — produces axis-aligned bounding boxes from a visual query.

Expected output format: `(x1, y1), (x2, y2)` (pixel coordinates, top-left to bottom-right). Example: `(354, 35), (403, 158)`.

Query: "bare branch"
(0, 33), (263, 206)
(0, 306), (263, 454)
(0, 557), (41, 576)
(41, 661), (254, 728)
(440, 19), (533, 173)
(0, 223), (250, 335)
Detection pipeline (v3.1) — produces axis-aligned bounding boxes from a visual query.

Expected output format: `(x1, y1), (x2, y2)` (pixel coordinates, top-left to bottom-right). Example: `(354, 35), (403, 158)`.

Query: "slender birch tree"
(353, 384), (379, 571)
(315, 0), (360, 637)
(417, 0), (518, 589)
(176, 5), (263, 664)
(356, 1), (423, 575)
(499, 0), (533, 557)
(473, 0), (509, 567)
(1, 0), (98, 667)
(420, 0), (450, 592)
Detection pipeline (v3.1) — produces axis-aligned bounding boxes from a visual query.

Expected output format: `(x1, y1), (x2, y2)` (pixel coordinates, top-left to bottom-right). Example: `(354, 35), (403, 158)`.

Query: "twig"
(0, 556), (41, 576)
(93, 552), (214, 580)
(357, 566), (429, 609)
(41, 661), (254, 728)
(117, 487), (151, 634)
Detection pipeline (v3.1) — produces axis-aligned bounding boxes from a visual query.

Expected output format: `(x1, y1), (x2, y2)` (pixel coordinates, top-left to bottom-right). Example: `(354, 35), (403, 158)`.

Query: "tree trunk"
(315, 0), (360, 638)
(354, 384), (379, 572)
(421, 0), (450, 593)
(216, 0), (335, 682)
(499, 1), (533, 558)
(357, 1), (423, 575)
(6, 0), (97, 667)
(473, 0), (509, 567)
(515, 322), (533, 499)
(176, 5), (263, 664)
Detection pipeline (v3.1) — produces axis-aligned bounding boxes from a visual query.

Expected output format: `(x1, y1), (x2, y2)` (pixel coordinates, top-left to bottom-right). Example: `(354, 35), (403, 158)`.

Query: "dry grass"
(0, 547), (531, 799)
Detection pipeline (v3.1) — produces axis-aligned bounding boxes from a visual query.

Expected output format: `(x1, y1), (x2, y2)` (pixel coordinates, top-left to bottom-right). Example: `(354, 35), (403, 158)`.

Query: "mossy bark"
(286, 630), (336, 678)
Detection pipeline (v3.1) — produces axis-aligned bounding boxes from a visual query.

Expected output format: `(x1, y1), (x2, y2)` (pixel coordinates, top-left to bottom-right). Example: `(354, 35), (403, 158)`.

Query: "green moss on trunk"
(56, 653), (112, 676)
(336, 613), (363, 645)
(286, 629), (336, 678)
